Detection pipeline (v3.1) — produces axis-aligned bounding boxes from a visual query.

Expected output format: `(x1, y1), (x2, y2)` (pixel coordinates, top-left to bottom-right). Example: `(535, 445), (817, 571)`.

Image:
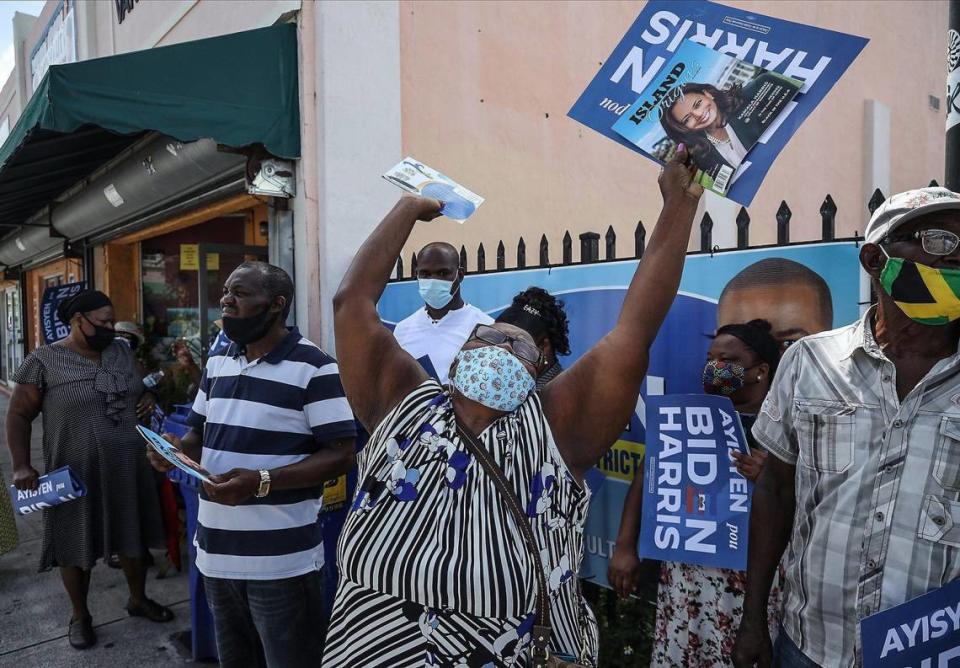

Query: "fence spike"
(776, 201), (791, 245)
(735, 207), (750, 249)
(930, 179), (940, 188)
(395, 255), (404, 280)
(477, 243), (486, 272)
(605, 225), (616, 260)
(410, 252), (418, 276)
(820, 194), (837, 241)
(562, 231), (572, 265)
(539, 234), (549, 266)
(579, 232), (600, 263)
(868, 188), (886, 214)
(700, 211), (713, 252)
(517, 237), (526, 269)
(634, 220), (646, 258)
(496, 240), (506, 270)
(459, 245), (467, 272)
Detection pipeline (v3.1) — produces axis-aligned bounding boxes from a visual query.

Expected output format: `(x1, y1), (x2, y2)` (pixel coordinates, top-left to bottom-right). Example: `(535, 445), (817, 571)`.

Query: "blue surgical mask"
(418, 278), (457, 310)
(451, 346), (535, 412)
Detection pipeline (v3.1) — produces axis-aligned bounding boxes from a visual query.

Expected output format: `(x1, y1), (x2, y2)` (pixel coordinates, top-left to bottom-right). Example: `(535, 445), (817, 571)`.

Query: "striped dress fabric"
(187, 328), (356, 580)
(324, 380), (598, 667)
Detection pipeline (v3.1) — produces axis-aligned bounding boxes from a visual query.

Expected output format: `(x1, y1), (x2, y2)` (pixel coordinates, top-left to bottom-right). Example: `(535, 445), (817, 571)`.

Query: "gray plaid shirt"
(753, 308), (960, 667)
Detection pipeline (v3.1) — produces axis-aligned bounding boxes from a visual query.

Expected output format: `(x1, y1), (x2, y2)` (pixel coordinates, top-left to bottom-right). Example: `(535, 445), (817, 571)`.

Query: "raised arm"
(333, 196), (443, 432)
(543, 147), (702, 474)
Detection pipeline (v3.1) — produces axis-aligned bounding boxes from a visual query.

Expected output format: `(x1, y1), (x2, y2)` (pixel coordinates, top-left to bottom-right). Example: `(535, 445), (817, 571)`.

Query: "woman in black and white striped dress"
(329, 148), (703, 666)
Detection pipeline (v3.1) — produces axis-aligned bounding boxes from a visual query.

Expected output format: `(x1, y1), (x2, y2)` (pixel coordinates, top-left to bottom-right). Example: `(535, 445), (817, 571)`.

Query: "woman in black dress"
(6, 290), (172, 650)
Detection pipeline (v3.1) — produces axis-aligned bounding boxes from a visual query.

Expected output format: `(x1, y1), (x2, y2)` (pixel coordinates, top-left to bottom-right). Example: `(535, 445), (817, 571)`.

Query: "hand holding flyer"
(137, 424), (212, 484)
(613, 40), (802, 197)
(383, 157), (484, 222)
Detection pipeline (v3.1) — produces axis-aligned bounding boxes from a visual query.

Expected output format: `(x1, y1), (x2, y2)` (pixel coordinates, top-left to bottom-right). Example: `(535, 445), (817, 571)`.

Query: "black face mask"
(81, 315), (115, 352)
(222, 305), (279, 345)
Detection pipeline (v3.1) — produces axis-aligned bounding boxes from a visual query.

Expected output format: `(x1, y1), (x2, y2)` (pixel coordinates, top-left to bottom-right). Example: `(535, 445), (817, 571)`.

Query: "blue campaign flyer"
(860, 579), (960, 668)
(611, 40), (801, 197)
(639, 394), (752, 570)
(568, 0), (868, 207)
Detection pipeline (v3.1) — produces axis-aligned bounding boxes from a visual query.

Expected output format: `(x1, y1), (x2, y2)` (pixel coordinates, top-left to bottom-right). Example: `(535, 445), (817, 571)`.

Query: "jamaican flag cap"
(880, 256), (960, 325)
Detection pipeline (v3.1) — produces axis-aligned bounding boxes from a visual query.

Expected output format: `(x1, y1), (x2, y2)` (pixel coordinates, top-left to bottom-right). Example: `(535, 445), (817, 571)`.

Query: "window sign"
(30, 1), (76, 93)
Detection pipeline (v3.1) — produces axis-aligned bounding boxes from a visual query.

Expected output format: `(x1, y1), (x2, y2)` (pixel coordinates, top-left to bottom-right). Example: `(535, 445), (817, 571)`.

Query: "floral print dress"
(652, 561), (784, 667)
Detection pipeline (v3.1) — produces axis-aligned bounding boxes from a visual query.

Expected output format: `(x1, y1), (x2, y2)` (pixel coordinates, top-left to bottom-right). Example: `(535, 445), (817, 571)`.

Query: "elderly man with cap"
(6, 290), (170, 651)
(733, 187), (960, 668)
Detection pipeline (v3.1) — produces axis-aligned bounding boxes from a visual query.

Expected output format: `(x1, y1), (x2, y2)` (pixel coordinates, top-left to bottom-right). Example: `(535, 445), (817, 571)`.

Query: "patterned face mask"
(451, 346), (535, 412)
(702, 359), (746, 396)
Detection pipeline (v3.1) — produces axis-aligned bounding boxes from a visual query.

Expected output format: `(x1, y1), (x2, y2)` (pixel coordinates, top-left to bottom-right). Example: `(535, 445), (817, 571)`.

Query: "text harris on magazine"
(597, 8), (834, 115)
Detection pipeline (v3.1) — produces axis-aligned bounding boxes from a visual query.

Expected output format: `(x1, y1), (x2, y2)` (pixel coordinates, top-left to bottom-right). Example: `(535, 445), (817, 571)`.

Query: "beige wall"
(399, 0), (949, 268)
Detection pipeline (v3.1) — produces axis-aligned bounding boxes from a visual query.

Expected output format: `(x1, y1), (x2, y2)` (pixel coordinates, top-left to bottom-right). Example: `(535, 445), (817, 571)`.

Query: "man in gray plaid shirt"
(733, 187), (960, 667)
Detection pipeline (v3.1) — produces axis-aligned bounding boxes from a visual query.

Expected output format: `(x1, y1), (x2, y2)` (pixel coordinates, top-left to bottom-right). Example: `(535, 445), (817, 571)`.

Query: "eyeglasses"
(883, 228), (960, 256)
(469, 324), (543, 366)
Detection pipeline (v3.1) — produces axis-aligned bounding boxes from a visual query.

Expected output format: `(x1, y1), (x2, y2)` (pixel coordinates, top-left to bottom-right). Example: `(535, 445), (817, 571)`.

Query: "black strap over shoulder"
(456, 423), (553, 665)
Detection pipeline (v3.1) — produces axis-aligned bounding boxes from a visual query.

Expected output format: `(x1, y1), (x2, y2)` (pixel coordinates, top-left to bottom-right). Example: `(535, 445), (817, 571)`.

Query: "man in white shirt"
(392, 241), (492, 384)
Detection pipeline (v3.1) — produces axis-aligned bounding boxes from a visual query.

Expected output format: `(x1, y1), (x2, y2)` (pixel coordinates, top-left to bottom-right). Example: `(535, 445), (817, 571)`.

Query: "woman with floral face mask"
(326, 148), (703, 667)
(647, 319), (784, 668)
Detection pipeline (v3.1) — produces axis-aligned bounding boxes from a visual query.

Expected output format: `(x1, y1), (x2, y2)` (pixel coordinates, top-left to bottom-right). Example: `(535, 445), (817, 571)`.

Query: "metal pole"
(946, 0), (960, 190)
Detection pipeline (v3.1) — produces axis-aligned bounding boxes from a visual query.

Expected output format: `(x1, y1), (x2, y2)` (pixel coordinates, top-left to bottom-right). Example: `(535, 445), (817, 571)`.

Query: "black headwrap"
(715, 319), (781, 379)
(495, 303), (548, 342)
(56, 290), (112, 323)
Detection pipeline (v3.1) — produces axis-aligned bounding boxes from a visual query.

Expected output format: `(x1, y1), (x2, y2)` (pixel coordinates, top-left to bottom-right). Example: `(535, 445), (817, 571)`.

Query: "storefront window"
(140, 217), (247, 365)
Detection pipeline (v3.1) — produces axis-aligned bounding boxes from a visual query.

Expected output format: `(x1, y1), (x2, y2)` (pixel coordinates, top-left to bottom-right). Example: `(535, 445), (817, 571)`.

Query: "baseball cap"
(114, 321), (144, 345)
(864, 187), (960, 244)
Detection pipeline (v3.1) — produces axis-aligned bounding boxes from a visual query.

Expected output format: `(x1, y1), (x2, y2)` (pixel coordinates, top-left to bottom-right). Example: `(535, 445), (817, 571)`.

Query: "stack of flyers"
(383, 158), (484, 222)
(136, 424), (212, 484)
(612, 40), (802, 196)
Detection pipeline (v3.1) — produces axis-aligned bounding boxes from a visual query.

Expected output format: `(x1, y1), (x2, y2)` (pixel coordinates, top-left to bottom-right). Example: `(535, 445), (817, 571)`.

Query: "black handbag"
(456, 424), (589, 668)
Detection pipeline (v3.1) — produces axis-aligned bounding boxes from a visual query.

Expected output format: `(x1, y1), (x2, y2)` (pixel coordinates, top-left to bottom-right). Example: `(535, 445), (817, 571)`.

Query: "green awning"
(0, 23), (299, 232)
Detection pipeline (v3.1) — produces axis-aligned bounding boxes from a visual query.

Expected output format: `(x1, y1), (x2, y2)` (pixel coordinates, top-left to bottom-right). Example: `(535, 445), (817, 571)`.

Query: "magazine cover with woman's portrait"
(612, 40), (802, 197)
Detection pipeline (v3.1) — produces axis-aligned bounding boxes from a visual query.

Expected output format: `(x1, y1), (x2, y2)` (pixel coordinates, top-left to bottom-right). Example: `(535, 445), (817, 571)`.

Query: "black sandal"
(125, 597), (174, 623)
(68, 615), (97, 649)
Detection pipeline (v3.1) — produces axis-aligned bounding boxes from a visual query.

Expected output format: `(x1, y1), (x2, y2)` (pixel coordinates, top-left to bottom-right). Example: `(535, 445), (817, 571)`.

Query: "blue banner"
(860, 579), (960, 668)
(40, 281), (86, 344)
(567, 0), (868, 206)
(9, 466), (86, 516)
(640, 394), (750, 570)
(380, 241), (862, 588)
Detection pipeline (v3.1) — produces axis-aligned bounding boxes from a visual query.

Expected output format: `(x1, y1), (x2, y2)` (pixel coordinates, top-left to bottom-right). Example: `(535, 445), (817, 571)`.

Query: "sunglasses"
(469, 324), (543, 366)
(883, 228), (960, 256)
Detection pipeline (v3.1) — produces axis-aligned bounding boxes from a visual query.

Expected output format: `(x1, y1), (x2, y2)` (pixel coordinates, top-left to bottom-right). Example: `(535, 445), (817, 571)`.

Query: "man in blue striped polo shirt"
(147, 261), (356, 668)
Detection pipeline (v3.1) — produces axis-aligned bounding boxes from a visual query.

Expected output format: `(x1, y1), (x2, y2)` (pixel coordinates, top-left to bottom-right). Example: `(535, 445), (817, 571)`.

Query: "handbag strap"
(456, 423), (553, 665)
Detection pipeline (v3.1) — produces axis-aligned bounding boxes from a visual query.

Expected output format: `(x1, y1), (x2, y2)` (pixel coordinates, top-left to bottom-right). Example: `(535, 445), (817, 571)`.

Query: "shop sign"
(116, 0), (140, 24)
(179, 245), (219, 271)
(31, 1), (76, 93)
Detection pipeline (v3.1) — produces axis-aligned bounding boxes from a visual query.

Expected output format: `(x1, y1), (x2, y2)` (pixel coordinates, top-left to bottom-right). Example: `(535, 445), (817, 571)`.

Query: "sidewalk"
(0, 389), (205, 667)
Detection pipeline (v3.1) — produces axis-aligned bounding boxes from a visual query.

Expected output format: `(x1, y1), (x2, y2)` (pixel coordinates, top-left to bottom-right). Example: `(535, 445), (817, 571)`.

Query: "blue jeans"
(774, 626), (822, 668)
(204, 571), (326, 668)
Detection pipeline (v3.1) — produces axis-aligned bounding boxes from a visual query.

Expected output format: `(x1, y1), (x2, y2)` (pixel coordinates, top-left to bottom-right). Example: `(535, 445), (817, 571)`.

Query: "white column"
(300, 0), (402, 351)
(863, 100), (891, 204)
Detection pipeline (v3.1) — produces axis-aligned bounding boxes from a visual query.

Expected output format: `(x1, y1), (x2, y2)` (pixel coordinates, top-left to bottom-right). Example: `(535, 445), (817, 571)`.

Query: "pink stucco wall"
(399, 0), (949, 267)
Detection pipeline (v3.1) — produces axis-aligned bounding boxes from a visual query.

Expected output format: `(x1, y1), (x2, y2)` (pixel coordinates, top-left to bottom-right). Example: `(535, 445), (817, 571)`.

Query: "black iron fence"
(392, 183), (941, 280)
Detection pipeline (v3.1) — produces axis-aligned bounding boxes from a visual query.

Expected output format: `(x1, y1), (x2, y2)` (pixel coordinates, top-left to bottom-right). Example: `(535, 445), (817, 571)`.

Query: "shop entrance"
(196, 243), (268, 364)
